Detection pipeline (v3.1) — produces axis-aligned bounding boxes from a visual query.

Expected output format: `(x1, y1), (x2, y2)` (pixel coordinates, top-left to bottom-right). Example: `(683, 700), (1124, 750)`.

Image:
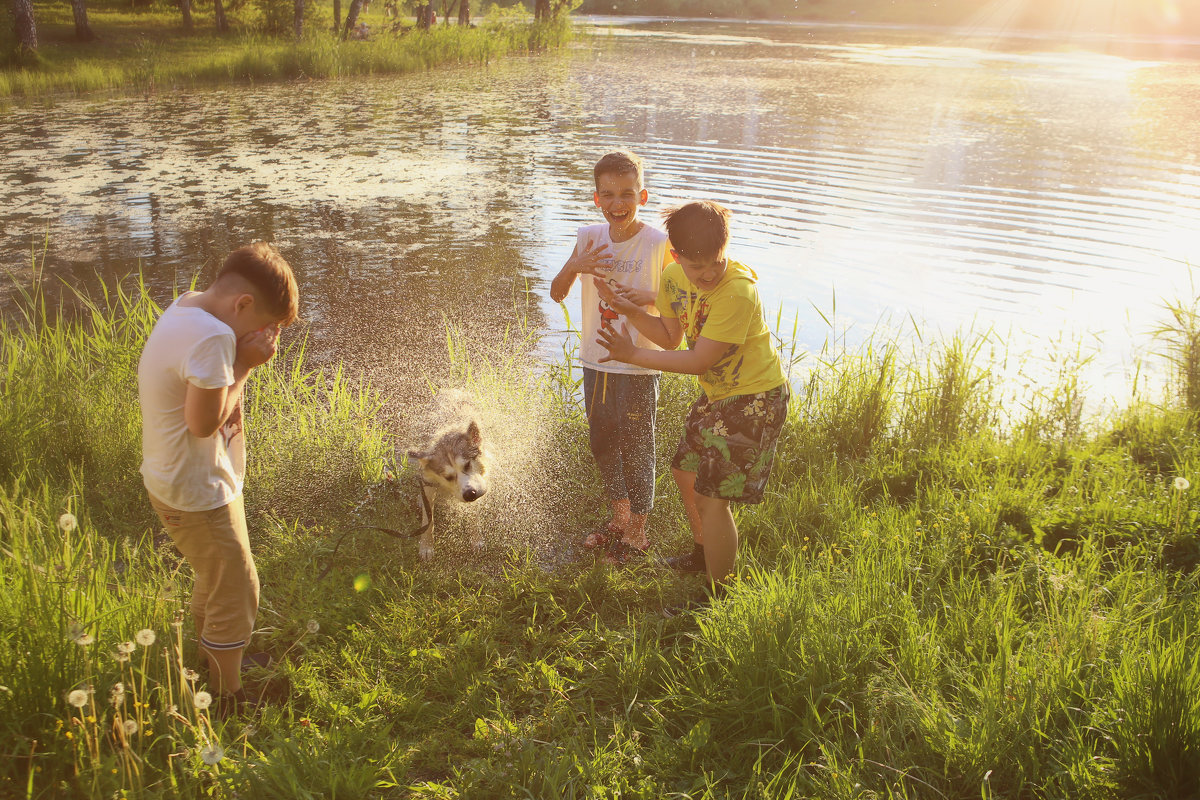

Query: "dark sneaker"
(212, 688), (262, 719)
(663, 545), (706, 574)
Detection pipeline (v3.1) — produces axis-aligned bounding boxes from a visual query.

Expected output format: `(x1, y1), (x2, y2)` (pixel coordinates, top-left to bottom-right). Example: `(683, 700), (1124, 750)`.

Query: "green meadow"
(0, 4), (570, 101)
(2, 263), (1200, 799)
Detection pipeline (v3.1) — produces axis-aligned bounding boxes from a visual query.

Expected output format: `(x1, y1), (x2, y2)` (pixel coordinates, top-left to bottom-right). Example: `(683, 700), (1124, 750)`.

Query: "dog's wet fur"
(406, 393), (490, 561)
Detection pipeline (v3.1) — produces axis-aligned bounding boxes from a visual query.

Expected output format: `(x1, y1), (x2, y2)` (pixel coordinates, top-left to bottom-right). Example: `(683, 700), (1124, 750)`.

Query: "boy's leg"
(695, 493), (737, 583)
(618, 374), (658, 550)
(149, 494), (259, 696)
(583, 368), (631, 536)
(671, 467), (704, 547)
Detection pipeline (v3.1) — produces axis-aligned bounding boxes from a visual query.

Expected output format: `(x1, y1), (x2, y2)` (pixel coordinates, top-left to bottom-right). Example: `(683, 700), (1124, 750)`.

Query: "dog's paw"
(419, 541), (435, 561)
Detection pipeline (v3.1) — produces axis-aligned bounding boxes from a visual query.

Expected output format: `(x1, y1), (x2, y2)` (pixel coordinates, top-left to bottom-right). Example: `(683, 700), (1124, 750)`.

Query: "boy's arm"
(597, 325), (726, 376)
(183, 328), (278, 438)
(596, 281), (682, 350)
(549, 239), (613, 303)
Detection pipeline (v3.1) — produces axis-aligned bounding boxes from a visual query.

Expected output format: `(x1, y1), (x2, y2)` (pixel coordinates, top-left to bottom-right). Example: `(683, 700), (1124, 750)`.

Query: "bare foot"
(620, 513), (649, 551)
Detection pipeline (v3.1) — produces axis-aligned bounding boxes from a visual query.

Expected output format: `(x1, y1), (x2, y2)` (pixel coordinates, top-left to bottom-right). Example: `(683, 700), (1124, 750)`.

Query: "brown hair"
(662, 201), (732, 261)
(593, 150), (644, 189)
(217, 242), (299, 326)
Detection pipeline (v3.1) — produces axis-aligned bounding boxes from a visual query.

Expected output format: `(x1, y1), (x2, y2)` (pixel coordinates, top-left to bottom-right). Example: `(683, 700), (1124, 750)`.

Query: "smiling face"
(674, 249), (728, 292)
(593, 170), (648, 237)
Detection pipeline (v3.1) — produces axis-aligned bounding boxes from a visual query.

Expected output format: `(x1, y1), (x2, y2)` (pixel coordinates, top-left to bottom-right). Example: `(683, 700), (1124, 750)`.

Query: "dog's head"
(408, 420), (488, 502)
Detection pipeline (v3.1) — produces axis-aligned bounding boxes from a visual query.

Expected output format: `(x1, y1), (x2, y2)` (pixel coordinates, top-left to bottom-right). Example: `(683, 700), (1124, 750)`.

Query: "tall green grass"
(0, 8), (572, 100)
(4, 268), (1200, 797)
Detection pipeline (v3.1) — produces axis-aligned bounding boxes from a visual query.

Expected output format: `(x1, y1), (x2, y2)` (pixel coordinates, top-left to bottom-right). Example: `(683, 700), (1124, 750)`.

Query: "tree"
(180, 0), (194, 31)
(11, 0), (38, 55)
(457, 0), (468, 25)
(214, 0), (229, 32)
(341, 0), (364, 38)
(293, 0), (304, 38)
(70, 0), (97, 41)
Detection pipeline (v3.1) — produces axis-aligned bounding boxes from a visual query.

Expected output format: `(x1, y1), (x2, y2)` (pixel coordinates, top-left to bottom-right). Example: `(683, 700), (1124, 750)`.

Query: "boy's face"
(673, 250), (728, 292)
(593, 170), (647, 232)
(233, 293), (285, 339)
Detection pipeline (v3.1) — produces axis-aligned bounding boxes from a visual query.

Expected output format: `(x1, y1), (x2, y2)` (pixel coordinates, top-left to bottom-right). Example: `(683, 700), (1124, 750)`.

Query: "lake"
(3, 16), (1200, 412)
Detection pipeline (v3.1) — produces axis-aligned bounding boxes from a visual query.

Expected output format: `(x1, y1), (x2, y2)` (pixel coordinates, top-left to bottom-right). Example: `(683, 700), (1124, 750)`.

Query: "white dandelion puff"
(75, 634), (94, 646)
(113, 650), (130, 663)
(57, 513), (77, 533)
(199, 742), (225, 765)
(182, 668), (200, 682)
(1175, 477), (1190, 492)
(110, 683), (126, 706)
(193, 691), (213, 710)
(123, 720), (138, 736)
(117, 641), (136, 654)
(67, 689), (88, 708)
(306, 619), (320, 634)
(135, 629), (156, 647)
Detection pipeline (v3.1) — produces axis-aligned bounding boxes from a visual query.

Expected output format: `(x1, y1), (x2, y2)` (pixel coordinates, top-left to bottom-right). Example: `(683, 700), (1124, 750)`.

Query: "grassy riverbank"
(0, 6), (570, 101)
(3, 271), (1200, 798)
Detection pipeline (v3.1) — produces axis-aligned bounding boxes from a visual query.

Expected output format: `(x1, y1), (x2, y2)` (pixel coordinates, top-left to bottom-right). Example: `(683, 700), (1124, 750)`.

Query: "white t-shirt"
(576, 222), (670, 375)
(138, 296), (245, 512)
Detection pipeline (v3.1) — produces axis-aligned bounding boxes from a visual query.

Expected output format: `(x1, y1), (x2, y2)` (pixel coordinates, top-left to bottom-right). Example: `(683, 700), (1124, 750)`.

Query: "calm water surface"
(4, 17), (1200, 408)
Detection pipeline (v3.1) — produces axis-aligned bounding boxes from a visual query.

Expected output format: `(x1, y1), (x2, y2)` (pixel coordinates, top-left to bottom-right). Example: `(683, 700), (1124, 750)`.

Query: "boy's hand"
(596, 280), (642, 316)
(235, 324), (279, 371)
(570, 239), (613, 277)
(596, 322), (636, 364)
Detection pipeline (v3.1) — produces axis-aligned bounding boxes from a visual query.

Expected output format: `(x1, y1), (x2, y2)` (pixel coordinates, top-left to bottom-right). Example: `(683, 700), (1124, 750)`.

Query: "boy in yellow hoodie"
(597, 201), (789, 595)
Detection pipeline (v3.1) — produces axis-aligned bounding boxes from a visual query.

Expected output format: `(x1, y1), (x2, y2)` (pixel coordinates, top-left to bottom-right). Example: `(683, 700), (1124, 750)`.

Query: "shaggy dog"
(406, 394), (490, 560)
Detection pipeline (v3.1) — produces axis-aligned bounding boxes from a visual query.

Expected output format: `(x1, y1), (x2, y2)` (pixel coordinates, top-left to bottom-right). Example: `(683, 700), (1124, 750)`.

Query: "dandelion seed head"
(183, 668), (200, 682)
(58, 513), (77, 532)
(193, 691), (213, 710)
(1176, 477), (1190, 491)
(113, 651), (130, 663)
(199, 742), (225, 765)
(123, 720), (138, 736)
(117, 641), (136, 654)
(110, 683), (126, 705)
(135, 629), (156, 647)
(306, 619), (320, 634)
(67, 689), (88, 708)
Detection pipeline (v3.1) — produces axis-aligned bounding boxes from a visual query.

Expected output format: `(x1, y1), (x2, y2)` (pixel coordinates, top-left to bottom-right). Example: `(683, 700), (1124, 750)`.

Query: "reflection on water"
(3, 18), (1200, 409)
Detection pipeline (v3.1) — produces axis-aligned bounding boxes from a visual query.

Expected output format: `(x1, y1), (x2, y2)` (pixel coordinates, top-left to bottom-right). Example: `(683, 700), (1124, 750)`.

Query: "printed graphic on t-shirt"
(220, 401), (244, 451)
(663, 276), (743, 391)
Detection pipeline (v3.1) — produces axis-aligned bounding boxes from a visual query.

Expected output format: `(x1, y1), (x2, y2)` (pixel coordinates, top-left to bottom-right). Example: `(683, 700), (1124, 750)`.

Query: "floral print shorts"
(671, 383), (790, 504)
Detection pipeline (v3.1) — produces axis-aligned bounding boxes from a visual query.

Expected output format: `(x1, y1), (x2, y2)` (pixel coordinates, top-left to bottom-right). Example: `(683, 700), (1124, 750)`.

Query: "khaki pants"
(148, 493), (259, 651)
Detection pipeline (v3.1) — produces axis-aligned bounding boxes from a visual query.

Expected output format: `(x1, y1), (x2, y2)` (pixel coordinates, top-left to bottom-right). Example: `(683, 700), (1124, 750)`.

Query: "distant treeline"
(576, 0), (1200, 35)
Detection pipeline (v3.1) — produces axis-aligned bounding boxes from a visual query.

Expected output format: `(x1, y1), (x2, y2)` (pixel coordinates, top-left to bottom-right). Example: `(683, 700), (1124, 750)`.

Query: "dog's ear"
(407, 448), (430, 463)
(466, 420), (482, 446)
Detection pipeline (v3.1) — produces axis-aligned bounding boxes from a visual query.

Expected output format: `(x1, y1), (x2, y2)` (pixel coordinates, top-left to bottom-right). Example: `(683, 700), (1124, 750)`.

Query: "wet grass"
(3, 267), (1200, 798)
(0, 6), (571, 101)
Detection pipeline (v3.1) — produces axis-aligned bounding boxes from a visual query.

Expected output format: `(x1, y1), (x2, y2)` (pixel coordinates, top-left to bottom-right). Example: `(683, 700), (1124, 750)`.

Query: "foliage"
(0, 4), (572, 100)
(5, 263), (1200, 796)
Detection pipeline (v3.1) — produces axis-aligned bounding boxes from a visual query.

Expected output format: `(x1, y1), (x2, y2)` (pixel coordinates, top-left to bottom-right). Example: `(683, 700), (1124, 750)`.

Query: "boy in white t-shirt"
(138, 242), (299, 714)
(549, 150), (672, 564)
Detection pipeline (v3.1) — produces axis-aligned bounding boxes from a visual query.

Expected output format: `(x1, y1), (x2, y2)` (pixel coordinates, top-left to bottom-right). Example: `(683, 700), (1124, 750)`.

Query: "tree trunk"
(341, 0), (364, 39)
(457, 0), (468, 26)
(332, 0), (341, 32)
(11, 0), (38, 54)
(70, 0), (97, 41)
(293, 0), (304, 39)
(179, 0), (194, 31)
(415, 2), (431, 30)
(534, 0), (548, 22)
(214, 0), (229, 32)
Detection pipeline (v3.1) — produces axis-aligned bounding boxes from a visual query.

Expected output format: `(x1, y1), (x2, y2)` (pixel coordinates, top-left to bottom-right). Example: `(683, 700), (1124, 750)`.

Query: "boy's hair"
(662, 201), (732, 262)
(217, 242), (300, 326)
(593, 150), (644, 189)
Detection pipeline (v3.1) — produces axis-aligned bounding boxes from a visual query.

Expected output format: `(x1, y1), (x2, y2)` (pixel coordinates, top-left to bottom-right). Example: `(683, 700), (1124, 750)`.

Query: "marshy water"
(3, 16), (1200, 411)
